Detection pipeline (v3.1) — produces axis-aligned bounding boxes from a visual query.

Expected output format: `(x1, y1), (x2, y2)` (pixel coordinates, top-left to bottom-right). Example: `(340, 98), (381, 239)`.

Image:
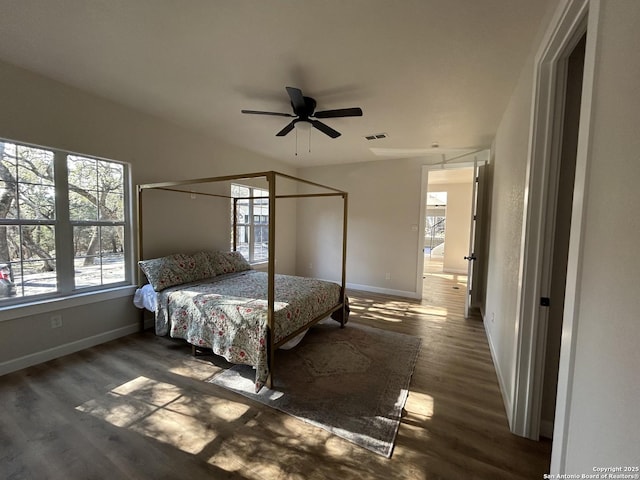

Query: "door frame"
(417, 154), (488, 298)
(511, 0), (598, 472)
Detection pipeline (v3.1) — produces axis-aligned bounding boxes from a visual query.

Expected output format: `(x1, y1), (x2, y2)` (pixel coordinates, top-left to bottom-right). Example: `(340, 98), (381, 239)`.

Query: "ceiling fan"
(241, 86), (363, 138)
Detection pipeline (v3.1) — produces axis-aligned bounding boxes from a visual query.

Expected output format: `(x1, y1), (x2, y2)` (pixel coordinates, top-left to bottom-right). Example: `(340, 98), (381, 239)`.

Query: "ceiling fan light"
(294, 120), (312, 131)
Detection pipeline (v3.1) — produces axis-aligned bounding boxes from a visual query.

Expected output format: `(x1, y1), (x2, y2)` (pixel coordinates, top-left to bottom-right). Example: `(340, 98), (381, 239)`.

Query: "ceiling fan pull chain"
(309, 128), (312, 153)
(295, 127), (298, 156)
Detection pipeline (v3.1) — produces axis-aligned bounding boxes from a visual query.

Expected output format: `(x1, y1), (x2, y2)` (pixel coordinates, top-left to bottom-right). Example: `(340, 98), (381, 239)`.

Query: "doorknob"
(464, 254), (477, 261)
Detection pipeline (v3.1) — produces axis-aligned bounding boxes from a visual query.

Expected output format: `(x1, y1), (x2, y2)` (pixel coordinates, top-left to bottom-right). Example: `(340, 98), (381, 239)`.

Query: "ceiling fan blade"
(311, 120), (341, 138)
(276, 120), (296, 136)
(241, 109), (294, 117)
(285, 86), (306, 114)
(314, 107), (363, 118)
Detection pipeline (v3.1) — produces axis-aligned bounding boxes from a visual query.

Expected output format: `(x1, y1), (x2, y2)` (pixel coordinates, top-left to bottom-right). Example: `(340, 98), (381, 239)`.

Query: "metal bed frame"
(136, 171), (348, 388)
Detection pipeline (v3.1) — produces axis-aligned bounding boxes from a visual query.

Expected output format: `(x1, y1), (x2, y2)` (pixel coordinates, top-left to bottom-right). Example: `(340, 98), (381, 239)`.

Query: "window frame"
(231, 183), (269, 264)
(0, 138), (134, 307)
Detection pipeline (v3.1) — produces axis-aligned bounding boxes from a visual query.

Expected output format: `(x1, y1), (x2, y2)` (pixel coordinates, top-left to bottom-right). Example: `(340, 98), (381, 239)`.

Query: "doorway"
(424, 190), (447, 275)
(422, 186), (470, 310)
(510, 2), (593, 461)
(539, 33), (586, 439)
(420, 162), (485, 315)
(423, 168), (473, 274)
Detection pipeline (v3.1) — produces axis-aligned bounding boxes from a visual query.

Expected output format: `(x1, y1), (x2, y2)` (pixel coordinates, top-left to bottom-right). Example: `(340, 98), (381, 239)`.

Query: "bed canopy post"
(341, 192), (349, 325)
(136, 185), (146, 331)
(232, 197), (238, 252)
(136, 185), (144, 284)
(267, 171), (276, 389)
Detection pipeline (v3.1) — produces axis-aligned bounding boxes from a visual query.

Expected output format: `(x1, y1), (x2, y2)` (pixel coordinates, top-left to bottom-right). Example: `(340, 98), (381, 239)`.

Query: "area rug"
(209, 321), (421, 457)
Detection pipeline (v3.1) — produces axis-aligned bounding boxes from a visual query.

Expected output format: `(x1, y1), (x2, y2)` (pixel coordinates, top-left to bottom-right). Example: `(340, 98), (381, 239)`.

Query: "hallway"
(422, 254), (468, 317)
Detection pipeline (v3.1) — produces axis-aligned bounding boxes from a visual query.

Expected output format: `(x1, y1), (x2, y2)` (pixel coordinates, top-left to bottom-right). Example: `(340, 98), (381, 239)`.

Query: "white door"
(464, 158), (480, 318)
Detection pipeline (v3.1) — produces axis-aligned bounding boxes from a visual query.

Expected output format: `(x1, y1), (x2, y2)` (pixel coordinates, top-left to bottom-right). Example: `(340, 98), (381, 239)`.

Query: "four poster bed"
(135, 171), (348, 391)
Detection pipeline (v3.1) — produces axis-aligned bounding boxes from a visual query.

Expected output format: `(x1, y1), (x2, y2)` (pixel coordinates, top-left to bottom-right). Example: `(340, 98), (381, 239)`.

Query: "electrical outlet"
(491, 312), (495, 323)
(385, 272), (391, 280)
(50, 314), (63, 329)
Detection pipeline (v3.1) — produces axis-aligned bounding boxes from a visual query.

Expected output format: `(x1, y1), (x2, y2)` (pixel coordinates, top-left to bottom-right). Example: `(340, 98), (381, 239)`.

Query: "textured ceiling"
(0, 0), (553, 167)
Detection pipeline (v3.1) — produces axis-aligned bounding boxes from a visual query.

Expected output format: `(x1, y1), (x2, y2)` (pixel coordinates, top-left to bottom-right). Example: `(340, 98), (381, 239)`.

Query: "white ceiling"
(0, 0), (552, 167)
(428, 166), (475, 185)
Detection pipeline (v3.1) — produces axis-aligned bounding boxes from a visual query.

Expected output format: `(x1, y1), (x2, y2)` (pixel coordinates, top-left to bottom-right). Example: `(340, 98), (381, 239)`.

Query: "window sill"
(0, 285), (137, 323)
(250, 261), (269, 271)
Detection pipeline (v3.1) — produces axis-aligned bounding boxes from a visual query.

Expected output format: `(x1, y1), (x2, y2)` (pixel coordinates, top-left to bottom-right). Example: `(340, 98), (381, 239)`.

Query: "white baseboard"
(483, 319), (514, 428)
(0, 323), (140, 376)
(346, 282), (421, 299)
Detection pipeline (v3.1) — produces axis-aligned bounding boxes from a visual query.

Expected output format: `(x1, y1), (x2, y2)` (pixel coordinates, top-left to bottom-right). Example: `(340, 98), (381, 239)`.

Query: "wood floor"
(0, 260), (551, 479)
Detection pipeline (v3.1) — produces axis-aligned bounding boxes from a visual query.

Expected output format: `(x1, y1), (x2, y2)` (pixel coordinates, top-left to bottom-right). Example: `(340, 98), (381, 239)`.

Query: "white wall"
(482, 51), (536, 417)
(296, 159), (475, 297)
(559, 0), (640, 471)
(0, 60), (297, 373)
(297, 158), (425, 297)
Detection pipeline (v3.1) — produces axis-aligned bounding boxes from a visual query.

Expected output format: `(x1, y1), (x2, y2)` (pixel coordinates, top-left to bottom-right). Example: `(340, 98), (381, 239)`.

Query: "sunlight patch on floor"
(75, 376), (250, 455)
(349, 298), (450, 323)
(410, 306), (449, 318)
(404, 391), (435, 420)
(168, 359), (224, 381)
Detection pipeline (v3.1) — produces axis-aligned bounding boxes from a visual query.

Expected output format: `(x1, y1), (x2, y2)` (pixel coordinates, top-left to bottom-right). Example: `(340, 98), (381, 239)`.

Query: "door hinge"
(540, 297), (551, 307)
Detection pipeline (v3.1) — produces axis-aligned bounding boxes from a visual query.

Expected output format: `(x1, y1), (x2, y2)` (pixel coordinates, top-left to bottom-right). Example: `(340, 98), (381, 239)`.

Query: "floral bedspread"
(155, 270), (341, 390)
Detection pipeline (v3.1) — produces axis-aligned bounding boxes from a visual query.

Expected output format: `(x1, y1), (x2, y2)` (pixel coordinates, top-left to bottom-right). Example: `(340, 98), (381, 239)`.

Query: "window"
(0, 139), (131, 304)
(425, 191), (447, 255)
(231, 184), (268, 263)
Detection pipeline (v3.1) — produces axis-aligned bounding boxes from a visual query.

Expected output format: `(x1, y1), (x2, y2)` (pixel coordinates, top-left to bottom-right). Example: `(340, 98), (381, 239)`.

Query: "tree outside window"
(0, 139), (130, 303)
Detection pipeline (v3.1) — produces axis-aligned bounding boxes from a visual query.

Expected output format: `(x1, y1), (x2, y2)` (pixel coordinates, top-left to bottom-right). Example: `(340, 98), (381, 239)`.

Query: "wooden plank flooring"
(0, 260), (551, 479)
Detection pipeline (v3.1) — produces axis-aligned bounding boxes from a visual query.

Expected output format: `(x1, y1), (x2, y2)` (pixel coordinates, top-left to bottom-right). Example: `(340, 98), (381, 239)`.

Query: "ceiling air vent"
(365, 133), (388, 140)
